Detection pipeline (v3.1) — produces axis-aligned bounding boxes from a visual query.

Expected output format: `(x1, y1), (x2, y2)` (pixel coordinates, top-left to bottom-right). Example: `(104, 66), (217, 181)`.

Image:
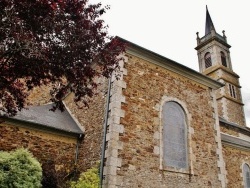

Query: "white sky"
(96, 0), (250, 126)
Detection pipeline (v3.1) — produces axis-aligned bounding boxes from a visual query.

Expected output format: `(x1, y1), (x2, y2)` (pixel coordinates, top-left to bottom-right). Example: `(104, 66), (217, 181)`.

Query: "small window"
(229, 84), (236, 99)
(205, 52), (212, 68)
(162, 102), (188, 169)
(221, 51), (227, 67)
(243, 163), (250, 188)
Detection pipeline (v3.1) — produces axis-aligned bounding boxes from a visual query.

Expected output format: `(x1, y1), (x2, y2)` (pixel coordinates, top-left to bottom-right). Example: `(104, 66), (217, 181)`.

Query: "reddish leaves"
(0, 0), (126, 116)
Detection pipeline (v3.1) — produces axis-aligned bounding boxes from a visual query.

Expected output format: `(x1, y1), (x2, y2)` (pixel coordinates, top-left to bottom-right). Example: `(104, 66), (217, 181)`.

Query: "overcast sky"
(96, 0), (250, 126)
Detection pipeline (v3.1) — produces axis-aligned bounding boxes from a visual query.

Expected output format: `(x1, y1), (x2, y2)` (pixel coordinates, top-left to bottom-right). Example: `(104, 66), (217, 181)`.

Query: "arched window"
(221, 51), (227, 67)
(162, 101), (188, 169)
(243, 163), (250, 188)
(205, 52), (212, 68)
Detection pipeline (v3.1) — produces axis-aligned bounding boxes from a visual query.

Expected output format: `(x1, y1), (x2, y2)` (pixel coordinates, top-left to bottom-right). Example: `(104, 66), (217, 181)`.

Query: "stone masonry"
(104, 51), (223, 187)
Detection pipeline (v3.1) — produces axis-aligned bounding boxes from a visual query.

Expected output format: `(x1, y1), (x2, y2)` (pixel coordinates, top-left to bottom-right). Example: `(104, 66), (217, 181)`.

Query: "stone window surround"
(242, 162), (250, 188)
(157, 96), (194, 175)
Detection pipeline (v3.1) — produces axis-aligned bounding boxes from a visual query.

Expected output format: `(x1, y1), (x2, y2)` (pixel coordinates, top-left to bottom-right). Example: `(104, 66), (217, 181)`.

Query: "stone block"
(105, 148), (118, 158)
(110, 108), (125, 118)
(105, 165), (117, 175)
(106, 156), (122, 167)
(153, 131), (160, 140)
(108, 140), (123, 150)
(106, 132), (119, 141)
(110, 85), (123, 96)
(109, 101), (122, 110)
(108, 116), (121, 125)
(122, 68), (128, 75)
(109, 123), (124, 134)
(114, 79), (127, 89)
(110, 93), (125, 103)
(153, 146), (160, 155)
(128, 164), (136, 171)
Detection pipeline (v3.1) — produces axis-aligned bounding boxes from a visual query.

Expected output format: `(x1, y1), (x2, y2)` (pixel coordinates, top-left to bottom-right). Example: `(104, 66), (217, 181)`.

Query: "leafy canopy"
(0, 148), (42, 188)
(0, 0), (125, 116)
(70, 163), (100, 188)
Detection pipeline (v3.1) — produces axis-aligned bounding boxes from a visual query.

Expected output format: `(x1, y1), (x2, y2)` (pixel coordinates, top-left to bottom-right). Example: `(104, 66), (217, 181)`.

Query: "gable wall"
(111, 54), (222, 187)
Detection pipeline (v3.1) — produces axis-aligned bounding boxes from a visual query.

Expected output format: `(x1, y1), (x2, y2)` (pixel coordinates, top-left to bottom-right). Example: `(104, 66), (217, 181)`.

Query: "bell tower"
(195, 6), (246, 126)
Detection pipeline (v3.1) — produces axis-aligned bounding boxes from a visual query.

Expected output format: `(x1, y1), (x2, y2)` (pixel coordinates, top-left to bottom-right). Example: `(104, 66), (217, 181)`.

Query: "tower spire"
(196, 6), (246, 126)
(205, 5), (216, 35)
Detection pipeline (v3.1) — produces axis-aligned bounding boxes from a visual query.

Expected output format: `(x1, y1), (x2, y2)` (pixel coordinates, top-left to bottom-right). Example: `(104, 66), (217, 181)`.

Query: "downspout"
(75, 134), (83, 164)
(100, 77), (112, 187)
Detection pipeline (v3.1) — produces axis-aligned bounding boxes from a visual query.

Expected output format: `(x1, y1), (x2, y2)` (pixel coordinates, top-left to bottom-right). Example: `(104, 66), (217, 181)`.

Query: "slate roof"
(11, 103), (84, 135)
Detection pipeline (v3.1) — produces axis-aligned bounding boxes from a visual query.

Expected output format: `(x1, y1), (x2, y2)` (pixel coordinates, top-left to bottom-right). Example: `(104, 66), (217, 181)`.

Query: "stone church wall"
(26, 78), (109, 173)
(226, 100), (246, 126)
(220, 122), (250, 187)
(222, 145), (250, 188)
(115, 54), (222, 187)
(0, 77), (109, 185)
(64, 80), (108, 172)
(0, 122), (77, 185)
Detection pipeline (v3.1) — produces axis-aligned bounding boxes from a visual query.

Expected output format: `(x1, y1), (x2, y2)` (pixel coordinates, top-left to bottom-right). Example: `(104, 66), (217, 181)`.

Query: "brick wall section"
(0, 122), (76, 185)
(115, 54), (222, 187)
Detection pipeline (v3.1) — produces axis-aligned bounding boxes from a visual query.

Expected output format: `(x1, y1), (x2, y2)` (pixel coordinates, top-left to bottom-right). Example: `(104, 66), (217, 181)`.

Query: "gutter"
(100, 77), (112, 187)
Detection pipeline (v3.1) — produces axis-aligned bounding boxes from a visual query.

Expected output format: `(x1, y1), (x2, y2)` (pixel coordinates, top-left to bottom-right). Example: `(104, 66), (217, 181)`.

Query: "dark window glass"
(221, 51), (227, 67)
(229, 84), (237, 99)
(205, 52), (212, 68)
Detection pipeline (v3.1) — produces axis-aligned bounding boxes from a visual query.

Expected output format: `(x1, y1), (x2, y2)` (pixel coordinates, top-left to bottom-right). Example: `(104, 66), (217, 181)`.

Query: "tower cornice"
(195, 32), (231, 50)
(203, 65), (239, 79)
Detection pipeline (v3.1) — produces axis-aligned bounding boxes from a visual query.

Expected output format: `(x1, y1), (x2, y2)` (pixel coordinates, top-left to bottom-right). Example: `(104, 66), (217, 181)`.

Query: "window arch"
(243, 163), (250, 188)
(221, 51), (227, 67)
(204, 52), (212, 68)
(162, 101), (188, 169)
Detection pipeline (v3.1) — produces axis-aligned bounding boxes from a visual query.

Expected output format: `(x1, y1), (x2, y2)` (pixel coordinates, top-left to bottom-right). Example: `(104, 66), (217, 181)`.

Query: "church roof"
(118, 37), (224, 90)
(9, 103), (84, 136)
(205, 5), (216, 35)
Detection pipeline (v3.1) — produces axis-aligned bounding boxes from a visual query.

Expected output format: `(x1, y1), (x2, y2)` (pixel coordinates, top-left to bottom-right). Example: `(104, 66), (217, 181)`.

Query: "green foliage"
(70, 164), (100, 188)
(0, 148), (42, 188)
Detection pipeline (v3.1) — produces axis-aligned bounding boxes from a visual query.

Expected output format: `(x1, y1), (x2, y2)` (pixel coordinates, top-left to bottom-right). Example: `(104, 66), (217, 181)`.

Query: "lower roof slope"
(11, 103), (84, 135)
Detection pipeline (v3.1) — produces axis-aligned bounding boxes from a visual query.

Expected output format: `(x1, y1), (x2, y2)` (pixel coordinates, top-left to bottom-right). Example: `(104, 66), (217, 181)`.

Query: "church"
(1, 7), (250, 188)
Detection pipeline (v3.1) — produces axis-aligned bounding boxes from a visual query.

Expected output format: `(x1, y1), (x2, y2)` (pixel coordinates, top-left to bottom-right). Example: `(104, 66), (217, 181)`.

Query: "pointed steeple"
(205, 5), (216, 35)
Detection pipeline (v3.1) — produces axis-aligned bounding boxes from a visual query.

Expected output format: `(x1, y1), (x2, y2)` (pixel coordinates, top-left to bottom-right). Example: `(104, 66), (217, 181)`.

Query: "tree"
(0, 148), (42, 187)
(0, 0), (125, 116)
(70, 162), (100, 188)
